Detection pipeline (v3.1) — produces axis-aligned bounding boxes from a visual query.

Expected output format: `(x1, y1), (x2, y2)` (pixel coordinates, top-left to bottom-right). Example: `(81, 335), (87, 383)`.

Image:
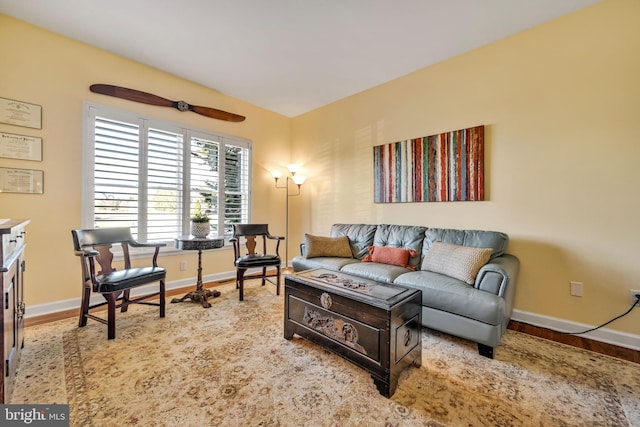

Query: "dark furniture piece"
(171, 235), (225, 308)
(1, 219), (28, 403)
(230, 224), (283, 301)
(71, 227), (167, 339)
(284, 268), (422, 397)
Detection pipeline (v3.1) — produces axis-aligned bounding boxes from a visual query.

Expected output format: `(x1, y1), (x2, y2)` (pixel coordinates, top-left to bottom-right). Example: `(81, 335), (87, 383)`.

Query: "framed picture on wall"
(0, 167), (44, 194)
(373, 125), (484, 203)
(0, 132), (43, 161)
(0, 97), (42, 129)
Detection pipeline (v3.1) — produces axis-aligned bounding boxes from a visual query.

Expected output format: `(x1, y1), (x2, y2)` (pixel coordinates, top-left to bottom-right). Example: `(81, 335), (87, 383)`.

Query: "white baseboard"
(511, 309), (640, 352)
(24, 270), (237, 319)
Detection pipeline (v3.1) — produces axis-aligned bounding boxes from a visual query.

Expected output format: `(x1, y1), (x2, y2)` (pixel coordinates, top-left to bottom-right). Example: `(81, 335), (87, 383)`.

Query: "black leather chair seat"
(97, 267), (166, 293)
(236, 254), (280, 268)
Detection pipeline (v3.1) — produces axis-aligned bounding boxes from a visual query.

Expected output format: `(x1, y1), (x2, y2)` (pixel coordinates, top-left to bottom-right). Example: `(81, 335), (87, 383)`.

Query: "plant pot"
(191, 222), (210, 238)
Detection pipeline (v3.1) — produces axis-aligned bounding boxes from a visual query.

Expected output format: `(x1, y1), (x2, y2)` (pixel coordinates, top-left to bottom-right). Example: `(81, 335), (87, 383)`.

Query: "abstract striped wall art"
(373, 125), (484, 203)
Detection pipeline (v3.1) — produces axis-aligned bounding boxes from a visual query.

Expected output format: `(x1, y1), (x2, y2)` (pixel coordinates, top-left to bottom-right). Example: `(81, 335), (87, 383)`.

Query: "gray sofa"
(292, 224), (520, 358)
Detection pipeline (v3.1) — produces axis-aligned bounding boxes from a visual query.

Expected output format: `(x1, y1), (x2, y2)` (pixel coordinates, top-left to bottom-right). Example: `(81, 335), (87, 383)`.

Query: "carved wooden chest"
(284, 268), (422, 397)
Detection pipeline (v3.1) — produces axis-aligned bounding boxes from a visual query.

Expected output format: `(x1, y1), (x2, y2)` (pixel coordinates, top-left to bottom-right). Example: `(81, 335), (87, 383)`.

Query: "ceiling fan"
(89, 84), (246, 122)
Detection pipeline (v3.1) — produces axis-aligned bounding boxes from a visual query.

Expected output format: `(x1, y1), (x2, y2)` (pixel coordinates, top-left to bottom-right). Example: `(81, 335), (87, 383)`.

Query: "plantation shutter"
(93, 117), (141, 234)
(223, 140), (250, 236)
(85, 103), (251, 244)
(147, 127), (183, 241)
(189, 135), (250, 237)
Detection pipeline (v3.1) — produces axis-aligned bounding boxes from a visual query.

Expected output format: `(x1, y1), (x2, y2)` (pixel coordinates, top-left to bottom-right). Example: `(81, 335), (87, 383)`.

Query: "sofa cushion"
(393, 270), (505, 325)
(304, 234), (353, 258)
(341, 262), (409, 284)
(331, 224), (377, 259)
(424, 228), (508, 259)
(292, 255), (360, 272)
(421, 241), (492, 284)
(362, 246), (418, 270)
(373, 224), (426, 269)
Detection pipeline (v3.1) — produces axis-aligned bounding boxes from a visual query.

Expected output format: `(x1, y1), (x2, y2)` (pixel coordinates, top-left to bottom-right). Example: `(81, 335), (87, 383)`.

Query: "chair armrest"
(75, 248), (99, 257)
(128, 241), (166, 266)
(474, 254), (520, 298)
(128, 241), (167, 248)
(299, 243), (307, 256)
(266, 234), (284, 241)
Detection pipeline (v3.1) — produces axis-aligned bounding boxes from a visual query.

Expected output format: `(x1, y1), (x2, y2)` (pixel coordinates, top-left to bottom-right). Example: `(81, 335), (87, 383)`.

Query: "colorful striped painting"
(373, 125), (484, 203)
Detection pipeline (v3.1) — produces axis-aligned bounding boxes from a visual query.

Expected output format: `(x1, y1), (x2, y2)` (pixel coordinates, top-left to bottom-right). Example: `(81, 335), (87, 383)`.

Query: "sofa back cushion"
(421, 241), (493, 284)
(423, 228), (508, 260)
(372, 224), (426, 269)
(331, 224), (377, 259)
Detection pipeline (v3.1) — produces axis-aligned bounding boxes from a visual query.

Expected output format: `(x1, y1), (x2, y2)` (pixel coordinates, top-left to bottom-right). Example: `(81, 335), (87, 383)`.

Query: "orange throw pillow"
(362, 246), (418, 270)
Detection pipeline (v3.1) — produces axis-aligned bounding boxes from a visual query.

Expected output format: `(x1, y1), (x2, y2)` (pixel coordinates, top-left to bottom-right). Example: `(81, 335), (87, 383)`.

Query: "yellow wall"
(291, 0), (640, 335)
(0, 15), (292, 306)
(2, 0), (639, 338)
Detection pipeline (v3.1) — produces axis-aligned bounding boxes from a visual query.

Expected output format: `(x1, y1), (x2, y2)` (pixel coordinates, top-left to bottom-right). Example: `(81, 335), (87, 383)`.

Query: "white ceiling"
(0, 0), (600, 117)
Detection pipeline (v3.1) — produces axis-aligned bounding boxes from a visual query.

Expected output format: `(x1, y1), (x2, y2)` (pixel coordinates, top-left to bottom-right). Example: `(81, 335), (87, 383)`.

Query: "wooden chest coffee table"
(284, 268), (422, 397)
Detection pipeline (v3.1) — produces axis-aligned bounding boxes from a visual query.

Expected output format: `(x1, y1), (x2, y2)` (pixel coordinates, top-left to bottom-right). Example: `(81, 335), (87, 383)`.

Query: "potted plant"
(190, 200), (210, 237)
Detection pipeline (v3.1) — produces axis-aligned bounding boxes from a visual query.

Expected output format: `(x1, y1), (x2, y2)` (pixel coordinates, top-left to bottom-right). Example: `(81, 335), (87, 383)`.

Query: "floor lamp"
(273, 164), (306, 273)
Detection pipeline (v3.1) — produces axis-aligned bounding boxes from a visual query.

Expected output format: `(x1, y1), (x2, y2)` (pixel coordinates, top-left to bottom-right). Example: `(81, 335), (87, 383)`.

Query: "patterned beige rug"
(11, 282), (640, 426)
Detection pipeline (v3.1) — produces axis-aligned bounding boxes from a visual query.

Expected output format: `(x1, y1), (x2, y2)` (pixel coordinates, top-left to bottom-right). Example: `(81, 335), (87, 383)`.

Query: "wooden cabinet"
(0, 219), (28, 403)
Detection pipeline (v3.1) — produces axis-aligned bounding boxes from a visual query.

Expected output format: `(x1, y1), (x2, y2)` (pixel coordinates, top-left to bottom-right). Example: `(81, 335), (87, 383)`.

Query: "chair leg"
(121, 289), (130, 312)
(237, 268), (246, 301)
(79, 282), (91, 327)
(261, 266), (267, 286)
(105, 293), (118, 340)
(276, 265), (281, 296)
(159, 279), (166, 318)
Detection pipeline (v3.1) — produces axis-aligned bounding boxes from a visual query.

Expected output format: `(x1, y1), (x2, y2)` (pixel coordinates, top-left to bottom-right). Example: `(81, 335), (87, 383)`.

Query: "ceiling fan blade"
(189, 105), (245, 122)
(90, 84), (173, 107)
(90, 84), (246, 122)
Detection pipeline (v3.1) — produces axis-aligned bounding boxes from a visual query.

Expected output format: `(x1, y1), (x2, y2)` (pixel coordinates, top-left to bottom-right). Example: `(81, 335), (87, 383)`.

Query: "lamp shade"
(292, 175), (306, 186)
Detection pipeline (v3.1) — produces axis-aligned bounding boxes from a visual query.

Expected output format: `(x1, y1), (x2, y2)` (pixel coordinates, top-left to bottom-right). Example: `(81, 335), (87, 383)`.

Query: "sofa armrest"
(474, 254), (520, 298)
(299, 243), (307, 256)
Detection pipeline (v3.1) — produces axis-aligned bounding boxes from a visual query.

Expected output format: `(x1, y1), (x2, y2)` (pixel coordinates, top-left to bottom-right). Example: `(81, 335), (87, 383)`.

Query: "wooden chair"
(71, 227), (166, 339)
(230, 224), (283, 301)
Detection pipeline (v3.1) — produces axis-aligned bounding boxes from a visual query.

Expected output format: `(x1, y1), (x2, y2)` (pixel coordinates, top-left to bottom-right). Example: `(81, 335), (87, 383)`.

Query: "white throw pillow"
(422, 241), (492, 284)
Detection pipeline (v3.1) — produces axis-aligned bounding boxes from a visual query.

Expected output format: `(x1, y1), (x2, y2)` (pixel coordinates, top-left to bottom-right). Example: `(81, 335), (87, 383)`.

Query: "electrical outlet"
(630, 290), (640, 306)
(570, 281), (583, 297)
(180, 260), (187, 271)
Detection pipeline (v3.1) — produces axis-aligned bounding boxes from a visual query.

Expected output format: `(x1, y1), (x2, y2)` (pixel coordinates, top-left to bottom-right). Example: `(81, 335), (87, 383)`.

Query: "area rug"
(11, 283), (640, 426)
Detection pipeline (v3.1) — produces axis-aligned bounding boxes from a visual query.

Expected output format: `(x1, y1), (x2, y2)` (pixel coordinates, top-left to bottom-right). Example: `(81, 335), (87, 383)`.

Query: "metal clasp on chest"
(320, 292), (332, 309)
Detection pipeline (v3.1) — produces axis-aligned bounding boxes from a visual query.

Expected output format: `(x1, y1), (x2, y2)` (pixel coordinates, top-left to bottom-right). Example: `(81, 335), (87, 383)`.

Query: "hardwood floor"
(508, 320), (639, 364)
(25, 281), (639, 364)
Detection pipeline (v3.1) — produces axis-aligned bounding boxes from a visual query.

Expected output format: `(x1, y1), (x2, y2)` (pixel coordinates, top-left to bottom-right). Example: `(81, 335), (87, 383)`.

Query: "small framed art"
(0, 132), (43, 161)
(0, 97), (42, 129)
(0, 167), (44, 194)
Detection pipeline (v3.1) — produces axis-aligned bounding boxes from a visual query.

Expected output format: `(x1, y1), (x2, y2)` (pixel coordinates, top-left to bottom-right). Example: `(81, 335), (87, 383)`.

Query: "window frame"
(82, 101), (252, 254)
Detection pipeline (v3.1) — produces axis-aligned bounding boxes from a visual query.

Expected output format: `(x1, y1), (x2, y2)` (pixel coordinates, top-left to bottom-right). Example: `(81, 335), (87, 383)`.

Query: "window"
(83, 103), (251, 244)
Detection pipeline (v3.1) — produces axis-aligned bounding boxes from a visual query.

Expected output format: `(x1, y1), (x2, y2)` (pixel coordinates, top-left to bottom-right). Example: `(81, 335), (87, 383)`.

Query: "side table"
(171, 235), (225, 308)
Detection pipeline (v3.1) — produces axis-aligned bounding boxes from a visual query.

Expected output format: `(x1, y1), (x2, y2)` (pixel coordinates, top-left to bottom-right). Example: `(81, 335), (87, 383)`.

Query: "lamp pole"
(273, 165), (306, 272)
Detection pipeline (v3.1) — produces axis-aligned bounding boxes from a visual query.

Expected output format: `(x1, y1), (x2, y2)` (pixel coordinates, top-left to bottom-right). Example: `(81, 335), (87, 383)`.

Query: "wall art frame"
(0, 132), (43, 161)
(0, 97), (42, 129)
(373, 125), (484, 203)
(0, 167), (44, 194)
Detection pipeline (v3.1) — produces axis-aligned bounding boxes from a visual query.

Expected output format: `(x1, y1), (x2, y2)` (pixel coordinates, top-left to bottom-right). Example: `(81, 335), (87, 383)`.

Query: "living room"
(0, 0), (638, 424)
